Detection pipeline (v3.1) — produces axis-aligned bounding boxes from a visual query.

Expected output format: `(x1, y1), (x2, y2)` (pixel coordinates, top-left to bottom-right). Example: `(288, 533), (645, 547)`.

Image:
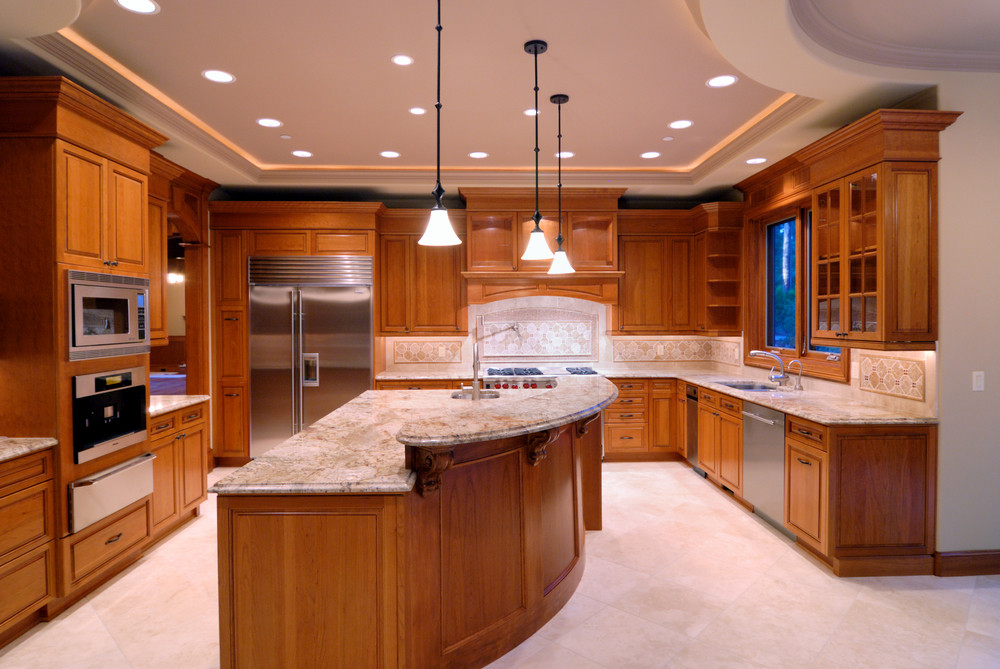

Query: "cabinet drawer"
(376, 380), (453, 390)
(786, 417), (828, 451)
(179, 405), (206, 425)
(612, 379), (648, 393)
(68, 500), (150, 584)
(0, 450), (53, 499)
(698, 388), (720, 408)
(651, 380), (676, 393)
(0, 543), (54, 630)
(0, 481), (53, 563)
(608, 395), (647, 411)
(149, 413), (177, 437)
(605, 425), (647, 452)
(718, 395), (742, 417)
(605, 409), (647, 424)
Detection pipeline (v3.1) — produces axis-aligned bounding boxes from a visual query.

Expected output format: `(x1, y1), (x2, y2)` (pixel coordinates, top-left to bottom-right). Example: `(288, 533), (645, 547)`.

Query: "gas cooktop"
(485, 366), (598, 377)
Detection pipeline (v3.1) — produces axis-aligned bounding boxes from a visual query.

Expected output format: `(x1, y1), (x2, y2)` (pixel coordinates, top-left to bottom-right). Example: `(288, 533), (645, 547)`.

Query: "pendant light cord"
(532, 48), (541, 226)
(432, 0), (444, 208)
(556, 98), (563, 246)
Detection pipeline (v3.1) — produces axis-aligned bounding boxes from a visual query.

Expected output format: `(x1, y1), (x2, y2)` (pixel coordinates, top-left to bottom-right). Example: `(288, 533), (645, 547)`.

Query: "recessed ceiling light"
(380, 151), (400, 158)
(391, 55), (414, 66)
(202, 69), (235, 83)
(114, 0), (160, 14)
(641, 151), (661, 159)
(555, 151), (574, 159)
(409, 107), (426, 115)
(524, 108), (539, 117)
(707, 75), (738, 88)
(669, 120), (692, 129)
(256, 118), (282, 128)
(662, 136), (675, 142)
(468, 152), (489, 159)
(746, 157), (767, 165)
(292, 150), (312, 158)
(279, 134), (291, 140)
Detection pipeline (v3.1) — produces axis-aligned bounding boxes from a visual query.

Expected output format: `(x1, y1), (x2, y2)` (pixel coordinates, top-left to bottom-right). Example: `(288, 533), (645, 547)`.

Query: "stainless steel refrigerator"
(248, 256), (373, 457)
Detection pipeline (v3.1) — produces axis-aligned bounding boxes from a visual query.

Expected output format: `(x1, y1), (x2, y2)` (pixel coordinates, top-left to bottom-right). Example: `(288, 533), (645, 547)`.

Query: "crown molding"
(791, 0), (1000, 73)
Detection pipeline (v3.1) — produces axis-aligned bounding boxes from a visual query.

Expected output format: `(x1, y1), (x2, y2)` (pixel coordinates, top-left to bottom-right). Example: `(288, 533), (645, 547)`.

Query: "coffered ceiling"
(0, 0), (996, 203)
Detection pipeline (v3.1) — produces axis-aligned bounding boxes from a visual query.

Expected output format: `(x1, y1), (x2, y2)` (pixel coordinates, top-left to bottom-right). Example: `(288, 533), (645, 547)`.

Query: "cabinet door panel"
(180, 426), (207, 509)
(467, 213), (515, 271)
(218, 310), (247, 381)
(412, 242), (463, 332)
(108, 162), (147, 270)
(717, 412), (742, 496)
(619, 237), (667, 331)
(650, 394), (675, 452)
(147, 197), (169, 344)
(697, 405), (717, 476)
(150, 436), (178, 530)
(57, 143), (105, 266)
(218, 387), (248, 457)
(379, 235), (410, 332)
(567, 213), (615, 270)
(786, 440), (825, 549)
(215, 231), (246, 305)
(669, 237), (692, 329)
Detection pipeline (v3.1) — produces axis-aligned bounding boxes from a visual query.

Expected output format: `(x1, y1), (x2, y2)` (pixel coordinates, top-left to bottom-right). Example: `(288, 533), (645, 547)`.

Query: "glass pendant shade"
(548, 248), (575, 274)
(419, 207), (461, 246)
(522, 226), (555, 260)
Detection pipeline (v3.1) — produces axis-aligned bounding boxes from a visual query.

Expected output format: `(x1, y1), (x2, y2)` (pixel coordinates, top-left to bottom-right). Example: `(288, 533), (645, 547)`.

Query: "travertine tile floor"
(2, 462), (998, 668)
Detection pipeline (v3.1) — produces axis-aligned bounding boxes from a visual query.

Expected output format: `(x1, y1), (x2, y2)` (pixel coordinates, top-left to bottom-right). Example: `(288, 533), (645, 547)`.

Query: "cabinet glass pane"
(817, 263), (829, 297)
(850, 257), (862, 294)
(830, 298), (840, 331)
(865, 256), (877, 293)
(851, 297), (862, 331)
(865, 296), (878, 332)
(817, 300), (828, 330)
(830, 262), (840, 297)
(849, 217), (862, 255)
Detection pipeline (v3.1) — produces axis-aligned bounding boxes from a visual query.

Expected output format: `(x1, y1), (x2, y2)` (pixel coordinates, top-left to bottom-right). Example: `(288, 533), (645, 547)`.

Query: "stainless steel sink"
(717, 381), (779, 392)
(450, 389), (501, 400)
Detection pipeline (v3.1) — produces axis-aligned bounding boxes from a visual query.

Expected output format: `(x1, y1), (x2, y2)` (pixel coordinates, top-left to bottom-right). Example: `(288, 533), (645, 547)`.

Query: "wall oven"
(68, 270), (149, 360)
(72, 366), (147, 464)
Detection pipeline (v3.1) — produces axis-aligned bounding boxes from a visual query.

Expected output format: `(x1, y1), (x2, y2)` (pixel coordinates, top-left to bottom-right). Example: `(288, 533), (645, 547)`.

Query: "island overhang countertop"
(210, 376), (618, 496)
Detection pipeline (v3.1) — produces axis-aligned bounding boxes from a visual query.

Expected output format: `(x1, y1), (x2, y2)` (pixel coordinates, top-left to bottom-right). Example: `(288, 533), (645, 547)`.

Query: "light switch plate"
(973, 371), (985, 391)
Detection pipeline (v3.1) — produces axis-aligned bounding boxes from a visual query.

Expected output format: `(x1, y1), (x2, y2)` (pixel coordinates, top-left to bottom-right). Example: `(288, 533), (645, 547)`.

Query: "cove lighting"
(202, 69), (235, 83)
(256, 118), (282, 128)
(707, 75), (738, 88)
(114, 0), (160, 14)
(669, 119), (692, 129)
(291, 150), (312, 158)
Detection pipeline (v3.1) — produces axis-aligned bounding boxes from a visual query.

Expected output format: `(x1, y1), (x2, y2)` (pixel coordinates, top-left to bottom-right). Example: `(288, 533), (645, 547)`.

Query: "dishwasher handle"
(741, 410), (777, 426)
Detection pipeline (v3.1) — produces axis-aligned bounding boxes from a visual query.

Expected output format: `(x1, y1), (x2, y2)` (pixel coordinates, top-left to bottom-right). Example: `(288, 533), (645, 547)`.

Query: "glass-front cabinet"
(810, 162), (937, 350)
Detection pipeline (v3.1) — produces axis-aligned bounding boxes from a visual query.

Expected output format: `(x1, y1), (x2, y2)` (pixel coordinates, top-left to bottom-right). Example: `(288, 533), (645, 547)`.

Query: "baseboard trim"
(831, 554), (934, 577)
(934, 550), (1000, 576)
(602, 452), (683, 463)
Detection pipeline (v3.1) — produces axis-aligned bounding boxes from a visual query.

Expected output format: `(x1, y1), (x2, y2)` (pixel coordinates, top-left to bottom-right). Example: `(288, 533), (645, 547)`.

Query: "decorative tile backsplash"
(481, 308), (598, 362)
(859, 354), (926, 401)
(393, 341), (462, 364)
(613, 339), (741, 365)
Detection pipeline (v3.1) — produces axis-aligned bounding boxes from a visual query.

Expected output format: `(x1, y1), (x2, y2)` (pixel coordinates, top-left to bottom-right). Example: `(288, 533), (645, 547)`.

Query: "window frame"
(744, 199), (851, 383)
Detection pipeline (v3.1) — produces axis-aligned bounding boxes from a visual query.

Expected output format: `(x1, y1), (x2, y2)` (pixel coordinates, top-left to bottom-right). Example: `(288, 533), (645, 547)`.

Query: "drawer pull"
(224, 393), (240, 397)
(795, 427), (817, 438)
(183, 412), (200, 420)
(106, 532), (123, 545)
(796, 457), (812, 466)
(619, 414), (636, 418)
(175, 433), (187, 440)
(620, 436), (634, 440)
(154, 422), (171, 430)
(223, 317), (240, 321)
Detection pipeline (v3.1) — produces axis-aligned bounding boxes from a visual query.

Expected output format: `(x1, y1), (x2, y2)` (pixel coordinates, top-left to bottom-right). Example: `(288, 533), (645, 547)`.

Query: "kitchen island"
(211, 376), (617, 669)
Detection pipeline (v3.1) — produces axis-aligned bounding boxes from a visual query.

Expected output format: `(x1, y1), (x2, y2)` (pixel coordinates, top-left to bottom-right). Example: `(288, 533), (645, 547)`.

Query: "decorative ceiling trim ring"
(22, 30), (263, 180)
(791, 0), (1000, 73)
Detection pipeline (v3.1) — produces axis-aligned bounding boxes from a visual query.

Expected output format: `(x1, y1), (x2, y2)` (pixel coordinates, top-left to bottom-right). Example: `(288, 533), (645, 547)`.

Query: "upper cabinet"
(738, 109), (960, 351)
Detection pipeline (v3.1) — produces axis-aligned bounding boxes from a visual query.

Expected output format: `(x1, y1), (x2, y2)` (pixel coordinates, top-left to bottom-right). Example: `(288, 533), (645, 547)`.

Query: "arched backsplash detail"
(471, 297), (603, 363)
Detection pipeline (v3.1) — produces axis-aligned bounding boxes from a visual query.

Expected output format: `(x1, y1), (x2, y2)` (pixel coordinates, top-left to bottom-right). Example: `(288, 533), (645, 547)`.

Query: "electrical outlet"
(973, 371), (985, 392)
(656, 344), (664, 356)
(437, 345), (447, 358)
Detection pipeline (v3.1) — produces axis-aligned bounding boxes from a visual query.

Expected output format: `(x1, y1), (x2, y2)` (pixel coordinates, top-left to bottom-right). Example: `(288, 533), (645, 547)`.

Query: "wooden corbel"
(576, 413), (601, 438)
(526, 428), (560, 466)
(413, 447), (454, 496)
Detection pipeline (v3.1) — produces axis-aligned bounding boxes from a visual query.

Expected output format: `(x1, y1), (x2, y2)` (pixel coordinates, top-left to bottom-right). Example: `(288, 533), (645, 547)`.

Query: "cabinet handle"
(154, 422), (171, 430)
(175, 432), (186, 440)
(103, 259), (111, 266)
(111, 260), (119, 267)
(224, 393), (240, 397)
(712, 411), (719, 417)
(795, 427), (817, 438)
(105, 532), (123, 545)
(183, 412), (199, 420)
(619, 414), (636, 418)
(796, 457), (812, 466)
(223, 317), (239, 321)
(620, 436), (634, 440)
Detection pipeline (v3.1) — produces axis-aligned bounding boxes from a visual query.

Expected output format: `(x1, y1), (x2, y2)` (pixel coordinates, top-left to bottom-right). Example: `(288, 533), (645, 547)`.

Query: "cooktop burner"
(486, 367), (543, 376)
(566, 367), (597, 375)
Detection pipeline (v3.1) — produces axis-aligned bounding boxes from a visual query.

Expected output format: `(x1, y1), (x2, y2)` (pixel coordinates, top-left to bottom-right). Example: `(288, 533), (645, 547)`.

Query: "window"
(745, 204), (849, 383)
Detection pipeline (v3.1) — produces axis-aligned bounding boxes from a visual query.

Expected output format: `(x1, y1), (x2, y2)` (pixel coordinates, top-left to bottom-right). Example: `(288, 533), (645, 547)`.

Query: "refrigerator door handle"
(302, 353), (319, 387)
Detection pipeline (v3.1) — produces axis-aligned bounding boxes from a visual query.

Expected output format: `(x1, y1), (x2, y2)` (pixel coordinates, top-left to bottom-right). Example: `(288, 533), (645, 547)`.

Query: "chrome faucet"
(471, 315), (483, 401)
(788, 359), (804, 391)
(749, 349), (789, 386)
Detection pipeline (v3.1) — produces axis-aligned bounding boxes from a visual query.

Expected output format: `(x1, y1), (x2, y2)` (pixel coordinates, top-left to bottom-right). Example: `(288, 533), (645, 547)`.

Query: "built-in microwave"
(68, 270), (149, 360)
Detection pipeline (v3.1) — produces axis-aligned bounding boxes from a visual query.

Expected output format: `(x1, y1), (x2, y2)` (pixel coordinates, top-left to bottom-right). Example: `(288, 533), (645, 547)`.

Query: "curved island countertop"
(210, 375), (618, 495)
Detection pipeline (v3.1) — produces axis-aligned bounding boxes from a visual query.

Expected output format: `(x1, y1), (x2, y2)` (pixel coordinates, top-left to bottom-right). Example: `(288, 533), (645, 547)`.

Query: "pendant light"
(418, 0), (461, 246)
(521, 39), (555, 261)
(548, 93), (575, 274)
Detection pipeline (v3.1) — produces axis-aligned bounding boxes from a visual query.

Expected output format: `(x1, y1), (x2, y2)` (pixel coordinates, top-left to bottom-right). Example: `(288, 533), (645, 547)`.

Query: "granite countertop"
(0, 437), (57, 465)
(149, 395), (211, 417)
(211, 376), (617, 496)
(378, 368), (934, 425)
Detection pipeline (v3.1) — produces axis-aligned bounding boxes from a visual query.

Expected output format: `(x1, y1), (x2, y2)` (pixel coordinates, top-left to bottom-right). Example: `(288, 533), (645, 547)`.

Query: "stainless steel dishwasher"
(741, 401), (793, 537)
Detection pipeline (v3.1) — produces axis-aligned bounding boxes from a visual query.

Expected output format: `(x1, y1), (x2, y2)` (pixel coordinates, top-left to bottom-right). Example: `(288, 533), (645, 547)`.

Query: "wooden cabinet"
(696, 387), (743, 496)
(785, 436), (827, 554)
(467, 213), (517, 271)
(603, 378), (679, 462)
(0, 449), (56, 640)
(691, 212), (742, 335)
(150, 402), (208, 538)
(55, 140), (149, 272)
(811, 163), (938, 349)
(217, 387), (249, 460)
(379, 234), (466, 334)
(617, 236), (691, 332)
(61, 498), (150, 590)
(374, 379), (459, 390)
(147, 195), (169, 346)
(649, 380), (678, 453)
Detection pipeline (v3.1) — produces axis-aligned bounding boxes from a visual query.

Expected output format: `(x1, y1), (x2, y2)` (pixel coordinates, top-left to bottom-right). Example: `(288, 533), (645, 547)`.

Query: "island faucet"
(749, 349), (789, 386)
(788, 359), (804, 391)
(471, 316), (482, 401)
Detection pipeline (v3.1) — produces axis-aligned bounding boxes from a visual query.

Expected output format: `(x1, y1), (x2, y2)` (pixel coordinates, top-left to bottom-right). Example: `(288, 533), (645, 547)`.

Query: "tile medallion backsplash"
(481, 308), (598, 362)
(393, 341), (462, 364)
(613, 339), (741, 365)
(859, 354), (926, 401)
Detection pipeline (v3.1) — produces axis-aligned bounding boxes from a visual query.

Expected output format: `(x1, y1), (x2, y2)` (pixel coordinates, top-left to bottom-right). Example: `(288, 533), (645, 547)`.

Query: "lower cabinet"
(0, 449), (56, 643)
(785, 437), (827, 554)
(604, 378), (681, 461)
(149, 401), (208, 539)
(374, 379), (459, 390)
(216, 386), (248, 460)
(696, 387), (743, 497)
